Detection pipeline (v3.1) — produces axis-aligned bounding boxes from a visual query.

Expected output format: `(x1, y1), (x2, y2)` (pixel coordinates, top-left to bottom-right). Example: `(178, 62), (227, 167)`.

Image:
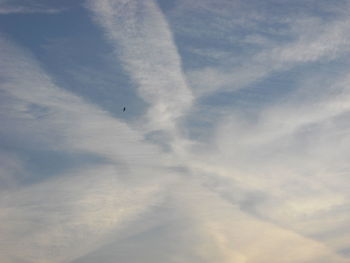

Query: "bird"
(123, 107), (126, 112)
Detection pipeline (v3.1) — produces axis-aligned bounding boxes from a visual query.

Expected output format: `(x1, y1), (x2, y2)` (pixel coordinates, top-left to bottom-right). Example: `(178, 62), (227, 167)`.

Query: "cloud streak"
(0, 34), (177, 262)
(0, 0), (65, 14)
(2, 0), (350, 262)
(170, 0), (350, 97)
(88, 0), (193, 133)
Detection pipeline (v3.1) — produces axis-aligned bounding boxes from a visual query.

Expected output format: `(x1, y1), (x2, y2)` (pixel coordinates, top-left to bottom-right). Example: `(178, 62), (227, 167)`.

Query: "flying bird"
(123, 107), (126, 112)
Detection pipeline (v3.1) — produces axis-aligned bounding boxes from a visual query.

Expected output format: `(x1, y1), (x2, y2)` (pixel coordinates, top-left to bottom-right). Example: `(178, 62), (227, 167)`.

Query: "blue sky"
(1, 0), (350, 262)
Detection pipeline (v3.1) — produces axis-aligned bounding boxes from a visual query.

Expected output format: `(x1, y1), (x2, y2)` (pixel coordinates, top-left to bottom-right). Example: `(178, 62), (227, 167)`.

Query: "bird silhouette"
(123, 107), (126, 112)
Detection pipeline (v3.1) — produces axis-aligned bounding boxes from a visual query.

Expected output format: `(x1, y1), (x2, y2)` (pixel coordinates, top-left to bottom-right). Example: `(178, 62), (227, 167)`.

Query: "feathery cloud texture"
(1, 0), (350, 262)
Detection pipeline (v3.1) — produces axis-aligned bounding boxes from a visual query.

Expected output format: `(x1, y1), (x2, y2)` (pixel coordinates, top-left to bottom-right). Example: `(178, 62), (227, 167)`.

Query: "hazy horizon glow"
(1, 0), (350, 262)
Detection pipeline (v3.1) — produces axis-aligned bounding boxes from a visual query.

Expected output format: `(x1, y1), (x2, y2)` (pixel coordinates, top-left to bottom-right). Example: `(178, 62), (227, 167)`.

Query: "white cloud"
(174, 1), (350, 97)
(0, 165), (165, 263)
(150, 2), (350, 255)
(167, 180), (350, 263)
(0, 34), (178, 262)
(87, 0), (193, 133)
(0, 151), (23, 191)
(0, 34), (169, 168)
(2, 1), (350, 262)
(184, 69), (350, 256)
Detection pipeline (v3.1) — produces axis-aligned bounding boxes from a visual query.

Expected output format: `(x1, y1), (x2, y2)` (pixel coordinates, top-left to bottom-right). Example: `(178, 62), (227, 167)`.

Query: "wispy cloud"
(169, 0), (350, 97)
(0, 165), (163, 263)
(179, 64), (350, 255)
(0, 34), (164, 167)
(0, 6), (64, 14)
(2, 0), (350, 262)
(0, 0), (65, 14)
(87, 0), (193, 133)
(0, 34), (177, 262)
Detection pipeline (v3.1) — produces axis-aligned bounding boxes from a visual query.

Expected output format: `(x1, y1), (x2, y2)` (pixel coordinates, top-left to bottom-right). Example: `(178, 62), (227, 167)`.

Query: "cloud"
(0, 151), (23, 191)
(168, 0), (350, 97)
(2, 1), (350, 262)
(152, 1), (350, 258)
(165, 180), (350, 263)
(87, 0), (193, 133)
(0, 34), (166, 168)
(0, 6), (64, 14)
(0, 34), (178, 262)
(0, 165), (165, 263)
(0, 0), (65, 14)
(186, 70), (350, 256)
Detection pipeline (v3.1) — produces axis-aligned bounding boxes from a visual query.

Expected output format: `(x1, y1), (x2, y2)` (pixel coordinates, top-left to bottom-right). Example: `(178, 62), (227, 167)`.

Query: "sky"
(1, 0), (350, 262)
